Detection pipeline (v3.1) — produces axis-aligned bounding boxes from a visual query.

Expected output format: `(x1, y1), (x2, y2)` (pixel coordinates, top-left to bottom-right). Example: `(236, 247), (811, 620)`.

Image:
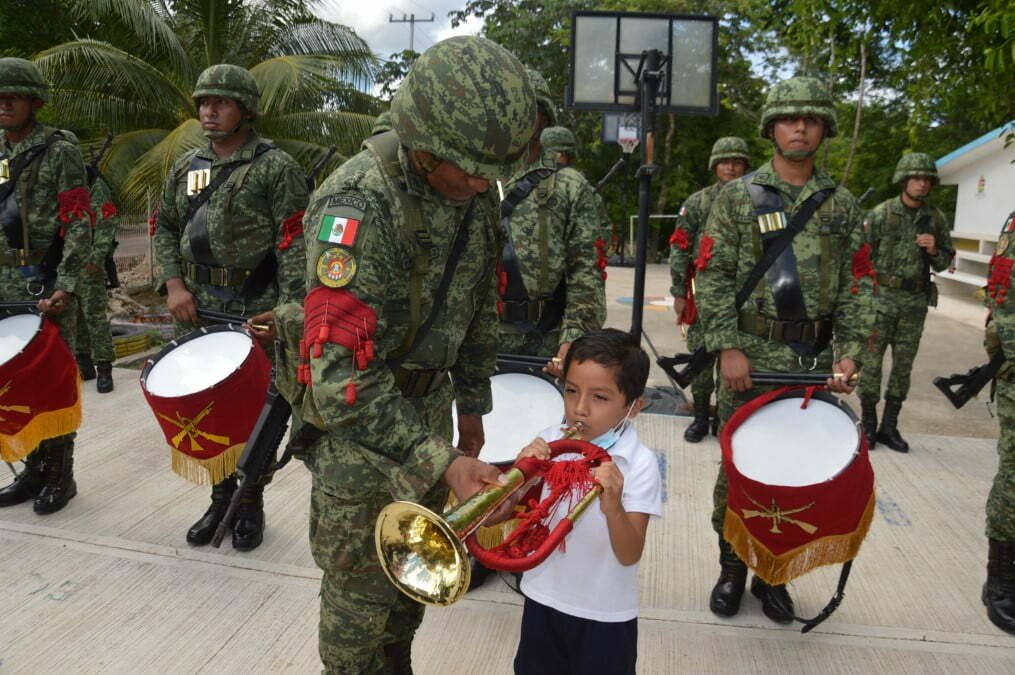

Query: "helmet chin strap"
(773, 140), (816, 160)
(903, 189), (925, 205)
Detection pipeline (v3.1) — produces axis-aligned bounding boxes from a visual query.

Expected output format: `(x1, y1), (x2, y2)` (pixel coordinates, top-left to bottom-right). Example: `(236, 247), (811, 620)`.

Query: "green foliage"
(30, 0), (377, 210)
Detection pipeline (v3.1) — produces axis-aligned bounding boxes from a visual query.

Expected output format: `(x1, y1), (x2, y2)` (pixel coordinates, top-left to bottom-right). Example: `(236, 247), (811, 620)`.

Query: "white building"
(935, 120), (1015, 288)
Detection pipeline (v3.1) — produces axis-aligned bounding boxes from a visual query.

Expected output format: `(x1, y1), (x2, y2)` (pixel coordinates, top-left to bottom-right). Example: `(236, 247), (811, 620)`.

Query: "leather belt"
(501, 298), (548, 324)
(182, 260), (253, 287)
(876, 272), (927, 292)
(739, 314), (833, 346)
(391, 366), (449, 399)
(0, 248), (45, 267)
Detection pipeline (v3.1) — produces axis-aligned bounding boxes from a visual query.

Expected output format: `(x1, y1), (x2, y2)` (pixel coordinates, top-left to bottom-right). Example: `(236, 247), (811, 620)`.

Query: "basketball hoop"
(617, 125), (640, 155)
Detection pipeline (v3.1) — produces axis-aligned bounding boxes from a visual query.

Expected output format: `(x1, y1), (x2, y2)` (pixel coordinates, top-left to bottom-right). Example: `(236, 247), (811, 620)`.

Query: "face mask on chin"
(587, 401), (636, 450)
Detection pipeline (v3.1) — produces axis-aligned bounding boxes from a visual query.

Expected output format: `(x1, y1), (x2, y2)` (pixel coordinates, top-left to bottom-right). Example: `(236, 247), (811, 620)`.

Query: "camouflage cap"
(0, 57), (49, 103)
(391, 36), (537, 183)
(893, 152), (939, 184)
(527, 68), (557, 126)
(371, 110), (393, 136)
(708, 136), (750, 170)
(759, 76), (837, 139)
(540, 126), (576, 155)
(193, 64), (260, 115)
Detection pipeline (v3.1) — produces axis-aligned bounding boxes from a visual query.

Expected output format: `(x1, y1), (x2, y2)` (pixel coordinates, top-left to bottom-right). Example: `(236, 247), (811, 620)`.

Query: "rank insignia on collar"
(316, 247), (357, 288)
(186, 168), (211, 195)
(0, 158), (9, 183)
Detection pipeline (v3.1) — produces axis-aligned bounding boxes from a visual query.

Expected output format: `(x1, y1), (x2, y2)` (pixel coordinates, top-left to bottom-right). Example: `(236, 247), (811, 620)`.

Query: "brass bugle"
(374, 423), (585, 606)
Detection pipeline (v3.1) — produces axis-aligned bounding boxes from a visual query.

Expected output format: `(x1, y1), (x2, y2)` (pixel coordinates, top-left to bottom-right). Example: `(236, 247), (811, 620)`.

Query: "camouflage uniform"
(669, 137), (751, 440)
(695, 77), (875, 623)
(74, 174), (117, 388)
(369, 110), (392, 136)
(498, 125), (608, 357)
(152, 65), (309, 551)
(0, 58), (92, 514)
(858, 153), (954, 452)
(297, 37), (536, 673)
(983, 211), (1015, 634)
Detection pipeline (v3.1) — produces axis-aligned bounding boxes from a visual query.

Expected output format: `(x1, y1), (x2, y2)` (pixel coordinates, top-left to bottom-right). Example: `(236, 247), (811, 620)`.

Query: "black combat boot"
(0, 451), (45, 507)
(33, 441), (77, 514)
(750, 576), (795, 624)
(983, 538), (1015, 635)
(76, 353), (96, 381)
(710, 537), (748, 617)
(186, 477), (236, 546)
(232, 483), (265, 551)
(860, 399), (878, 450)
(95, 362), (114, 393)
(876, 399), (909, 453)
(383, 640), (414, 675)
(684, 398), (711, 443)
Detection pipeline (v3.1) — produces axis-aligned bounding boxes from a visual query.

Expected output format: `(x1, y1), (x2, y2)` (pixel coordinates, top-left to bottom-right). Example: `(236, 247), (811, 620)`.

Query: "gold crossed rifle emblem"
(0, 380), (31, 421)
(157, 401), (231, 452)
(741, 492), (818, 535)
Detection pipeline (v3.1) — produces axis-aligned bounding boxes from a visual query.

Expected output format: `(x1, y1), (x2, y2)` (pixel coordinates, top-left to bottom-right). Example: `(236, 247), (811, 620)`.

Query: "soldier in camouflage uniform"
(369, 110), (392, 137)
(0, 58), (93, 514)
(498, 122), (608, 363)
(696, 77), (875, 624)
(153, 64), (309, 551)
(669, 137), (750, 442)
(75, 173), (118, 394)
(858, 153), (954, 452)
(983, 210), (1015, 635)
(294, 37), (535, 673)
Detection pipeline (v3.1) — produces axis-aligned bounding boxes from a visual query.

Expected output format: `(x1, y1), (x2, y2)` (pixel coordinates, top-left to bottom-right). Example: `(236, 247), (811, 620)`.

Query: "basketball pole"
(630, 48), (663, 340)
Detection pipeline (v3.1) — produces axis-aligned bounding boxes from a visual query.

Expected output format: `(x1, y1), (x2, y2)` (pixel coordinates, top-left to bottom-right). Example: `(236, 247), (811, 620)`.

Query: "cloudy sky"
(318, 0), (483, 61)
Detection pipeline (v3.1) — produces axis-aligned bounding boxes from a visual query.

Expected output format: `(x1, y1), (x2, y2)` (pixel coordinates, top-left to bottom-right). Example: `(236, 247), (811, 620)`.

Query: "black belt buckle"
(770, 319), (809, 344)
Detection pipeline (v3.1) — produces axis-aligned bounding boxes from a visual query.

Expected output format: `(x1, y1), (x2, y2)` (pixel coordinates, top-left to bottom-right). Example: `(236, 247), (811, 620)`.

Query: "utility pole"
(388, 13), (435, 53)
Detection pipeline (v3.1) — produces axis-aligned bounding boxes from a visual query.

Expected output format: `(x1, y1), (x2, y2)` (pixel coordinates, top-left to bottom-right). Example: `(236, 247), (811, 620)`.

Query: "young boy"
(513, 328), (663, 675)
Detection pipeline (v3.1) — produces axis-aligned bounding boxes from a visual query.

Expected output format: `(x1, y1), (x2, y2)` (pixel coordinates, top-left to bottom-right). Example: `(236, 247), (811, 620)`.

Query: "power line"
(388, 13), (435, 53)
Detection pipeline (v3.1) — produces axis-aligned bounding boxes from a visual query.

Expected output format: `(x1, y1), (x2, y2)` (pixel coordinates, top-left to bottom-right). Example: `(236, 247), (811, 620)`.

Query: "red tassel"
(594, 238), (609, 281)
(988, 255), (1013, 304)
(101, 201), (118, 219)
(669, 226), (691, 250)
(694, 236), (714, 271)
(147, 209), (159, 237)
(57, 186), (94, 225)
(364, 339), (375, 361)
(345, 382), (357, 406)
(850, 243), (877, 294)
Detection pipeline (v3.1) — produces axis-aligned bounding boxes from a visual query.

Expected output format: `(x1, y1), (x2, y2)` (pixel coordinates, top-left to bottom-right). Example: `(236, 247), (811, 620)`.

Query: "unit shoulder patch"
(316, 247), (358, 288)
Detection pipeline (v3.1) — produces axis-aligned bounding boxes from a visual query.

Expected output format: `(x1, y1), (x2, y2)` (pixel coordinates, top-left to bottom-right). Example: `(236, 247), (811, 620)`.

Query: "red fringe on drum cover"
(721, 385), (876, 587)
(0, 317), (82, 462)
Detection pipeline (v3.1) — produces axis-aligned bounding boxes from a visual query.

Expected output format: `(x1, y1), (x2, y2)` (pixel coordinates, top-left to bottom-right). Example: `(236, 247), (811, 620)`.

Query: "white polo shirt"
(519, 423), (663, 622)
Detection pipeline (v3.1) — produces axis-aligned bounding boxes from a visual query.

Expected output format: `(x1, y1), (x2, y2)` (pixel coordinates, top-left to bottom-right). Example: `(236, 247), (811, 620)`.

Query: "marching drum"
(721, 386), (875, 629)
(0, 312), (81, 462)
(140, 324), (271, 485)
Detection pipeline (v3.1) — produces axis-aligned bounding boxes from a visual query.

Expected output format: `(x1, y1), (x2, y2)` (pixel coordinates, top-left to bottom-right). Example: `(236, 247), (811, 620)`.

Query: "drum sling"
(742, 178), (834, 355)
(183, 144), (277, 304)
(499, 168), (566, 335)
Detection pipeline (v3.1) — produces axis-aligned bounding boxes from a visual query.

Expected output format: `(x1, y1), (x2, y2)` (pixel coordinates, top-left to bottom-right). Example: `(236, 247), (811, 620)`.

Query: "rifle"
(856, 186), (876, 206)
(307, 145), (338, 191)
(657, 350), (714, 389)
(933, 353), (1005, 409)
(211, 380), (292, 547)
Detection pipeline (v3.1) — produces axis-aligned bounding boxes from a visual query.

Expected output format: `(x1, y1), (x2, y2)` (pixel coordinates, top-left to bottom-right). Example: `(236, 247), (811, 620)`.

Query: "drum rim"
(471, 369), (565, 466)
(140, 323), (254, 397)
(0, 312), (44, 368)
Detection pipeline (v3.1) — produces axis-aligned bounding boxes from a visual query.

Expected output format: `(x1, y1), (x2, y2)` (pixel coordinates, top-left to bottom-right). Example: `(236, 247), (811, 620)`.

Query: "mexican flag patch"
(318, 215), (361, 246)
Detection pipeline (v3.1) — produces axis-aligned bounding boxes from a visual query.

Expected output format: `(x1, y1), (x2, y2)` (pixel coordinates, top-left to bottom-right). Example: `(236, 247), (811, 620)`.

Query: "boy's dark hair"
(562, 328), (650, 403)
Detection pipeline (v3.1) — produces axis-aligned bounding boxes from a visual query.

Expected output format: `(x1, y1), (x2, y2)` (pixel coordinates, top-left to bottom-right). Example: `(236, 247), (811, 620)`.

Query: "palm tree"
(34, 0), (377, 209)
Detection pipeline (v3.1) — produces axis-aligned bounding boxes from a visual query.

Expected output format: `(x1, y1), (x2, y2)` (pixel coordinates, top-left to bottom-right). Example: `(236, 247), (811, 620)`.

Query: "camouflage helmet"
(708, 136), (750, 170)
(371, 110), (393, 136)
(192, 64), (260, 115)
(391, 36), (537, 183)
(759, 76), (837, 139)
(527, 68), (557, 126)
(0, 57), (49, 103)
(893, 152), (939, 184)
(540, 126), (576, 156)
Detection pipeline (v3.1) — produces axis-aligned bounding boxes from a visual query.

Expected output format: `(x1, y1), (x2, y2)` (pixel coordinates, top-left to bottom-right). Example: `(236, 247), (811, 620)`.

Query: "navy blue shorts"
(513, 597), (638, 675)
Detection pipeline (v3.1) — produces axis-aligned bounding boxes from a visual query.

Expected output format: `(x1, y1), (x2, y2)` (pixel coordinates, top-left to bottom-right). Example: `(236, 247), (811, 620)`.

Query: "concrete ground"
(0, 264), (1012, 673)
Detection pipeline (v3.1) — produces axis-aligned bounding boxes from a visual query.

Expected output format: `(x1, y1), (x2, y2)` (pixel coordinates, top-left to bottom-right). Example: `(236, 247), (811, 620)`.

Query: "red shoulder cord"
(694, 235), (714, 271)
(669, 226), (691, 251)
(300, 286), (378, 406)
(147, 208), (159, 237)
(277, 210), (305, 250)
(57, 187), (95, 229)
(850, 243), (877, 294)
(594, 238), (609, 280)
(988, 255), (1013, 304)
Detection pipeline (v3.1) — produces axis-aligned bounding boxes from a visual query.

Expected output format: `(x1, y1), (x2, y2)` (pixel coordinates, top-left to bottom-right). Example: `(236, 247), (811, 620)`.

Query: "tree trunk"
(842, 39), (867, 188)
(822, 36), (836, 170)
(655, 113), (676, 214)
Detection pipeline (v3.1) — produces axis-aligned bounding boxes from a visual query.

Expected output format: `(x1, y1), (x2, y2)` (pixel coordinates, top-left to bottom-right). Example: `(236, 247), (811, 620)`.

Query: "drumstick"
(750, 371), (859, 386)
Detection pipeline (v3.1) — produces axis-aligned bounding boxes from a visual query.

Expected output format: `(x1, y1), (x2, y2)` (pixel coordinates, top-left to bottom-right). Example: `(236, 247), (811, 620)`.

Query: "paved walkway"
(0, 265), (1012, 673)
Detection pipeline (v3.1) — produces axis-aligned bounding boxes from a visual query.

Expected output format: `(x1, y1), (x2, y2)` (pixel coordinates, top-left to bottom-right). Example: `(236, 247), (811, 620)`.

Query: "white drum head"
(732, 397), (858, 487)
(453, 372), (564, 465)
(0, 314), (42, 367)
(145, 330), (252, 397)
